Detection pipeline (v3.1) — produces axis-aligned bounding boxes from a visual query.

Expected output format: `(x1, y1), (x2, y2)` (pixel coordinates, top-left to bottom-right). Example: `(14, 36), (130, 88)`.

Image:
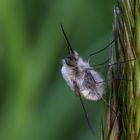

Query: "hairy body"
(61, 51), (104, 101)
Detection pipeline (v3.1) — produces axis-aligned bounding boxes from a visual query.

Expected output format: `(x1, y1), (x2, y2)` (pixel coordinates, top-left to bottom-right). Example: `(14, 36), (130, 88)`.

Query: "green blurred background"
(0, 0), (114, 140)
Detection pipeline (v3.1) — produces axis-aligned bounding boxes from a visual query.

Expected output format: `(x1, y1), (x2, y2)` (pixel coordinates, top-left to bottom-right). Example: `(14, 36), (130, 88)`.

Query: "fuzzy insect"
(61, 25), (104, 101)
(60, 24), (131, 136)
(60, 24), (135, 136)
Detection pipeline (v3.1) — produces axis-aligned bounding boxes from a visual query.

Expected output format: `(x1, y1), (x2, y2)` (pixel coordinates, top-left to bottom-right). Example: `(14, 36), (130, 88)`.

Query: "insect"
(61, 24), (104, 101)
(60, 24), (134, 101)
(60, 24), (135, 135)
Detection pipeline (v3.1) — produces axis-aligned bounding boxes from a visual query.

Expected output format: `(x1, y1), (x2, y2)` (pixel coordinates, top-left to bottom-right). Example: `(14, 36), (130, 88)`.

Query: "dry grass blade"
(101, 0), (140, 140)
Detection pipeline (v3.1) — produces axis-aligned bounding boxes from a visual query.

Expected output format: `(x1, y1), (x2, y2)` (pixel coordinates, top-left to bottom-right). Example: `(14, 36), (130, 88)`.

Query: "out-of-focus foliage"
(0, 0), (114, 140)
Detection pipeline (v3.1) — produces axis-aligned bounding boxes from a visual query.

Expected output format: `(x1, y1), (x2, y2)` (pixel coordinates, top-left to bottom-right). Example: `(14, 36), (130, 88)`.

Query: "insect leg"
(91, 58), (136, 70)
(73, 81), (96, 136)
(87, 72), (117, 116)
(89, 39), (116, 57)
(86, 58), (136, 83)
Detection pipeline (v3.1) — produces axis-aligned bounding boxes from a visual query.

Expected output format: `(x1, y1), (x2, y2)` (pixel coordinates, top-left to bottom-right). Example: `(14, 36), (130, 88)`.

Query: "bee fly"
(60, 24), (107, 135)
(60, 24), (135, 136)
(61, 25), (104, 101)
(60, 24), (135, 135)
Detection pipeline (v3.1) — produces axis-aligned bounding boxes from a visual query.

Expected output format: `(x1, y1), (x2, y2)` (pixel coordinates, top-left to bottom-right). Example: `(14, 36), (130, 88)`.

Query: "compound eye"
(65, 56), (77, 66)
(68, 55), (77, 61)
(65, 58), (71, 65)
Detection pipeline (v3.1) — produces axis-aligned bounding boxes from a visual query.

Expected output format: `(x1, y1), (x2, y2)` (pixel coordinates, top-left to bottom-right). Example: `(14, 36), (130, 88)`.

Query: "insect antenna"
(60, 24), (74, 54)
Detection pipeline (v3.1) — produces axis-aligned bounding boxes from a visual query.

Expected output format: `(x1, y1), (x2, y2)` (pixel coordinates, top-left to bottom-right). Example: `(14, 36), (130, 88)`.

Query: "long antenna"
(60, 24), (74, 53)
(89, 39), (116, 57)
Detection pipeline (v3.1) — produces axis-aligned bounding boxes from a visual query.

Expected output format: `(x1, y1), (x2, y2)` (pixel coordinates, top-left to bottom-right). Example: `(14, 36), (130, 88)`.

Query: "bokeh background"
(0, 0), (115, 140)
